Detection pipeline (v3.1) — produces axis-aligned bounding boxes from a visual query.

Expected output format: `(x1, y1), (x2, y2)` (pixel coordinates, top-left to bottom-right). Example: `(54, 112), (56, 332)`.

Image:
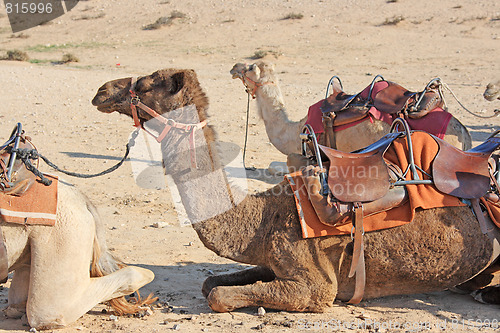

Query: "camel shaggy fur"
(92, 68), (497, 313)
(230, 61), (472, 154)
(1, 181), (154, 329)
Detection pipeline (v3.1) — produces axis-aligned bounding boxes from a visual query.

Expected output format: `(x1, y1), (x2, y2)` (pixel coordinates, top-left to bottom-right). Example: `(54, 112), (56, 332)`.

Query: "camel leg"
(207, 277), (335, 313)
(5, 265), (30, 318)
(27, 223), (153, 330)
(202, 266), (275, 298)
(25, 192), (154, 329)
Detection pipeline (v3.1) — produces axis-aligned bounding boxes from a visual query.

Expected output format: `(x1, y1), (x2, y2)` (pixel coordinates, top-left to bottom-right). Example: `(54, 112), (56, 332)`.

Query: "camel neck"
(254, 83), (307, 155)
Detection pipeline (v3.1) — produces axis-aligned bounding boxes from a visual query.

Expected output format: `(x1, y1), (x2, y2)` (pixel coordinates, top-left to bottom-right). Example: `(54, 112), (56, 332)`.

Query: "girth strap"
(348, 203), (366, 304)
(0, 226), (8, 284)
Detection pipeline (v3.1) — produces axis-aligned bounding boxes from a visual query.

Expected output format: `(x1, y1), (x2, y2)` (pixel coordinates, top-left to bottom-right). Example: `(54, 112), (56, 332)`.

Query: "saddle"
(0, 124), (39, 196)
(298, 118), (500, 304)
(321, 77), (444, 128)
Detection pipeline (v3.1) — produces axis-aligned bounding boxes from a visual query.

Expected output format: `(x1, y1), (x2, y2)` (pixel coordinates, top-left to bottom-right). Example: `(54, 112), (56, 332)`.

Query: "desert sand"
(0, 0), (499, 332)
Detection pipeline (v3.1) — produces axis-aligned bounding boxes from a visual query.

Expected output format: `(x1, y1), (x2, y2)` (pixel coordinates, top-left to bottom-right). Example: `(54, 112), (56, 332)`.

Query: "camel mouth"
(483, 92), (497, 101)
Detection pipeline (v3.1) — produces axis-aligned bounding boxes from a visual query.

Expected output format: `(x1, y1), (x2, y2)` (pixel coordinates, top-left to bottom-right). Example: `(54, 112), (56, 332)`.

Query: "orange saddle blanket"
(0, 174), (58, 226)
(286, 132), (491, 239)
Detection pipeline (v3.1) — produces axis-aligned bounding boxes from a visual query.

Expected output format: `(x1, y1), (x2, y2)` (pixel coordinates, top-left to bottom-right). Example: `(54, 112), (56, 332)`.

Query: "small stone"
(29, 328), (38, 333)
(257, 307), (266, 316)
(152, 221), (169, 228)
(172, 324), (181, 330)
(109, 315), (118, 321)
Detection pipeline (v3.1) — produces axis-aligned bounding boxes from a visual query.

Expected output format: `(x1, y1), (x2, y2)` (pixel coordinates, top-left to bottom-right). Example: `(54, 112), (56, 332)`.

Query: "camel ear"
(167, 72), (185, 95)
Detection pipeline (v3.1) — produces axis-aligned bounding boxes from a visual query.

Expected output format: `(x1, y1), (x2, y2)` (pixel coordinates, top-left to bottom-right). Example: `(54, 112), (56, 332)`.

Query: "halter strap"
(129, 77), (207, 169)
(238, 73), (274, 99)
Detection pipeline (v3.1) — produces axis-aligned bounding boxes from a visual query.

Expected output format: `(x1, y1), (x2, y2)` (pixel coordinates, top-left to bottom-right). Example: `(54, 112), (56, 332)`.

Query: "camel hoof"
(4, 305), (26, 319)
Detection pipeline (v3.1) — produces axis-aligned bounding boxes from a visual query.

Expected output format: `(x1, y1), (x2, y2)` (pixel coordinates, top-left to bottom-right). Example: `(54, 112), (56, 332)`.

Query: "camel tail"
(86, 198), (157, 315)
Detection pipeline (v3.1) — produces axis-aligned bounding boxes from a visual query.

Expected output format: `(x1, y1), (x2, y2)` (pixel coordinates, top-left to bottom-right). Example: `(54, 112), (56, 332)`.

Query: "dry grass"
(73, 13), (105, 21)
(143, 10), (187, 30)
(1, 50), (29, 61)
(10, 33), (30, 39)
(380, 15), (405, 26)
(61, 53), (79, 63)
(250, 49), (281, 60)
(281, 12), (304, 20)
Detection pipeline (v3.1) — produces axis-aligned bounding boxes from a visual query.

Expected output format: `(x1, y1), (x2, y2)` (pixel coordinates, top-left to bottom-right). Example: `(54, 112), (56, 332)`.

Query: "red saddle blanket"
(0, 174), (58, 226)
(286, 132), (469, 238)
(304, 81), (452, 139)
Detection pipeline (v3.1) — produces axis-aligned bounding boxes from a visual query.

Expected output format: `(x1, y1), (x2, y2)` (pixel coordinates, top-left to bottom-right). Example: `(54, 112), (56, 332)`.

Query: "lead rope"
(440, 82), (500, 119)
(243, 92), (256, 171)
(13, 129), (139, 180)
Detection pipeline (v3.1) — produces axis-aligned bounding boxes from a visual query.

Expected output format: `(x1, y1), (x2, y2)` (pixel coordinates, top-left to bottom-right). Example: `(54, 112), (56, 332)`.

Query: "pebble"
(172, 324), (181, 330)
(257, 307), (266, 316)
(152, 221), (169, 228)
(109, 315), (118, 321)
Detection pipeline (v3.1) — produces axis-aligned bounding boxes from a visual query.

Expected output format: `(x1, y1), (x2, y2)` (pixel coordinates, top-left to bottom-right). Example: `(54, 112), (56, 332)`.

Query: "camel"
(92, 68), (498, 313)
(1, 175), (155, 329)
(230, 61), (472, 155)
(484, 79), (500, 101)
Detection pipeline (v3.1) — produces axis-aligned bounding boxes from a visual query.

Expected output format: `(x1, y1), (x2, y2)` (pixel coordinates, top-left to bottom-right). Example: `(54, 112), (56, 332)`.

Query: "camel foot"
(4, 303), (26, 319)
(472, 285), (500, 304)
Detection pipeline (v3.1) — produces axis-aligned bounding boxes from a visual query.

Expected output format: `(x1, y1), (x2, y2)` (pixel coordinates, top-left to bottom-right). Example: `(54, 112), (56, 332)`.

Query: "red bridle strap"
(238, 74), (274, 99)
(129, 77), (207, 168)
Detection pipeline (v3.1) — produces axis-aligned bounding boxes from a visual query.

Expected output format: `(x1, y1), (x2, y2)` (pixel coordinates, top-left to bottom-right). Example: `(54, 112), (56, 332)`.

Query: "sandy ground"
(0, 0), (499, 332)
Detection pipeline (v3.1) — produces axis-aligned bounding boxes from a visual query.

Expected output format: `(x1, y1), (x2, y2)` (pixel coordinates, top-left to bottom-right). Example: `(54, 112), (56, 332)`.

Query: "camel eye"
(249, 64), (255, 71)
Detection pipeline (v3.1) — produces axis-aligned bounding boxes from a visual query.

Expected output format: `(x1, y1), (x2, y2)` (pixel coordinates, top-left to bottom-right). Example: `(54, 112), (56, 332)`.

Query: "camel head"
(92, 68), (209, 122)
(230, 61), (276, 97)
(484, 79), (500, 101)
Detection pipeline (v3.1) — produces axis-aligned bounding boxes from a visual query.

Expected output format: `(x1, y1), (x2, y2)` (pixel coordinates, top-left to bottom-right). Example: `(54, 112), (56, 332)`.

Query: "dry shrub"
(281, 12), (304, 20)
(1, 50), (29, 61)
(61, 53), (79, 63)
(143, 10), (187, 30)
(381, 15), (405, 26)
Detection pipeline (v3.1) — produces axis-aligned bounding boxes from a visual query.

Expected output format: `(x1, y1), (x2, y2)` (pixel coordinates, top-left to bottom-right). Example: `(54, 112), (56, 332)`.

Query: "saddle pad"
(0, 174), (58, 226)
(287, 131), (465, 238)
(369, 107), (452, 139)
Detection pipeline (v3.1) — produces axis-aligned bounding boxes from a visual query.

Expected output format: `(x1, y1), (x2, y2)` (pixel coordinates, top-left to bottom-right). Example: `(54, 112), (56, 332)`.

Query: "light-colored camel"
(2, 180), (155, 329)
(92, 68), (497, 313)
(230, 61), (472, 154)
(484, 79), (500, 101)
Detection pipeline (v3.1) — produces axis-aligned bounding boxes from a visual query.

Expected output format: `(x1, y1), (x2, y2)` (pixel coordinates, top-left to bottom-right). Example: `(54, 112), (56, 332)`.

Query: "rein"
(129, 77), (207, 169)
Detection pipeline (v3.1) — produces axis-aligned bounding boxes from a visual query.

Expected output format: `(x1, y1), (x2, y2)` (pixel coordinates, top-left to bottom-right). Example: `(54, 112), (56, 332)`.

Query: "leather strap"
(0, 226), (8, 284)
(128, 77), (207, 169)
(322, 114), (336, 149)
(348, 203), (366, 304)
(471, 198), (495, 236)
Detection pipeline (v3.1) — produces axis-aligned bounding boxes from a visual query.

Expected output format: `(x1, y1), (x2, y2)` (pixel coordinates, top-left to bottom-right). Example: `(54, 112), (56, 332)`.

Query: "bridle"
(129, 77), (207, 169)
(236, 68), (274, 99)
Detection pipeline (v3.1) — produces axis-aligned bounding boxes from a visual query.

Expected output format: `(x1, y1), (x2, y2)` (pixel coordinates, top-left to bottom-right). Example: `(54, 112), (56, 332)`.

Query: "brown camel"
(230, 61), (472, 154)
(91, 69), (498, 312)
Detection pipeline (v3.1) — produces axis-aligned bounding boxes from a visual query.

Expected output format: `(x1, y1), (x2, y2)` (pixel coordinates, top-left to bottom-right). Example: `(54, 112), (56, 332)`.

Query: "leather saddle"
(0, 125), (37, 196)
(305, 130), (500, 228)
(321, 78), (444, 127)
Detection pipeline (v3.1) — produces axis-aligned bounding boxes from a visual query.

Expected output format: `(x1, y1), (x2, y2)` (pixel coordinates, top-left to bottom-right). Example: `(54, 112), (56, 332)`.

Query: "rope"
(12, 129), (139, 180)
(441, 82), (500, 119)
(242, 92), (256, 171)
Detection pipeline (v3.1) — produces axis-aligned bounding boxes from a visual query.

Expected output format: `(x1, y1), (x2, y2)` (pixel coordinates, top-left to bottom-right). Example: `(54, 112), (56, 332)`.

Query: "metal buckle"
(130, 95), (140, 106)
